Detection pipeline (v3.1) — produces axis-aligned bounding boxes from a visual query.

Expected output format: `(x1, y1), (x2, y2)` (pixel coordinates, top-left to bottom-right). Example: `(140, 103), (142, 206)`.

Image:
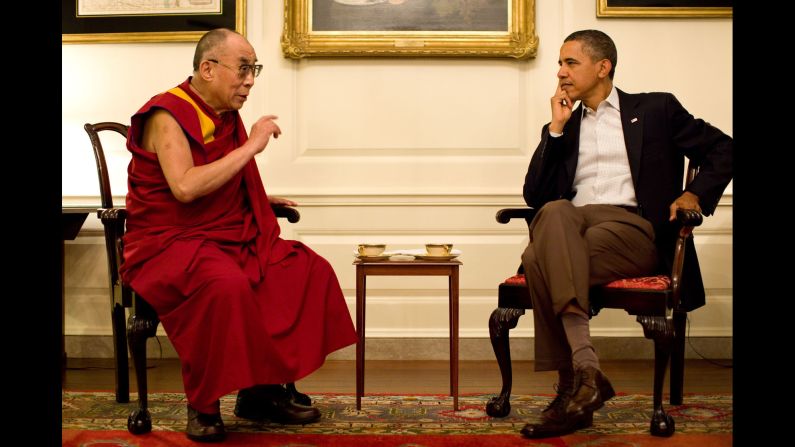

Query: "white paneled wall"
(64, 197), (731, 339)
(63, 1), (732, 345)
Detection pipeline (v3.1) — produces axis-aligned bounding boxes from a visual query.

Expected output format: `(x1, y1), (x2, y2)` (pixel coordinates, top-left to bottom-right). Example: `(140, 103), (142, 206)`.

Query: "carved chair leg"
(127, 298), (160, 435)
(111, 302), (130, 403)
(486, 307), (525, 417)
(669, 311), (687, 405)
(637, 315), (675, 437)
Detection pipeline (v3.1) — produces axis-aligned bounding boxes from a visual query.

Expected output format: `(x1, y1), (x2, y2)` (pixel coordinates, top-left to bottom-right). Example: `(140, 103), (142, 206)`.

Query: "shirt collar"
(581, 85), (621, 117)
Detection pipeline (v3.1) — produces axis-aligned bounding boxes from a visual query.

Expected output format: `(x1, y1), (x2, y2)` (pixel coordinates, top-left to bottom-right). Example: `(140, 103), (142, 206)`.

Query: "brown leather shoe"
(520, 411), (593, 438)
(234, 384), (321, 424)
(540, 381), (574, 422)
(186, 404), (226, 443)
(565, 366), (616, 417)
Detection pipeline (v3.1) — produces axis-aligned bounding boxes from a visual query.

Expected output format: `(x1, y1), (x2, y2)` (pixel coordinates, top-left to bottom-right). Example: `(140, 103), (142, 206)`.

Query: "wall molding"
(66, 335), (733, 361)
(64, 195), (732, 341)
(63, 193), (733, 208)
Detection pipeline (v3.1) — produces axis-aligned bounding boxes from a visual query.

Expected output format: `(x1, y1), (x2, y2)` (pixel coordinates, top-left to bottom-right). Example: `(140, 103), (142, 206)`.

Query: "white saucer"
(356, 255), (390, 261)
(415, 254), (459, 261)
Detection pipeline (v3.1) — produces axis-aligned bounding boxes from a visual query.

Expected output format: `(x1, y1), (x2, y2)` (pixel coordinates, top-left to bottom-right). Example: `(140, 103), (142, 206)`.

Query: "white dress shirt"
(562, 87), (637, 207)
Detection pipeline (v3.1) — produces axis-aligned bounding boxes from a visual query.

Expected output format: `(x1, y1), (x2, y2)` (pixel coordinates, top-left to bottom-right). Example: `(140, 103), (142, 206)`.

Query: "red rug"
(62, 392), (732, 446)
(62, 430), (732, 446)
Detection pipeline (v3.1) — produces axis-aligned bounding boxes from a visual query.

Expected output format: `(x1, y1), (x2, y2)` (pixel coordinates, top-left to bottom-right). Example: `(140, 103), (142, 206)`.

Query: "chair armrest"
(96, 206), (299, 226)
(676, 208), (703, 227)
(96, 207), (130, 307)
(272, 205), (300, 223)
(495, 208), (537, 224)
(669, 208), (704, 311)
(97, 207), (128, 223)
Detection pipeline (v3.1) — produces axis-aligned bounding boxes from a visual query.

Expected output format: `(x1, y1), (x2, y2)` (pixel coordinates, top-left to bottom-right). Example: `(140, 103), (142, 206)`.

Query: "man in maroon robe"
(119, 28), (358, 442)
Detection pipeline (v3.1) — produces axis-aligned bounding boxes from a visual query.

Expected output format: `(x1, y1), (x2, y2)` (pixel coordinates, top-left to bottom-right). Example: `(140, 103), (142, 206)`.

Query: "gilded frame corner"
(281, 0), (538, 60)
(596, 0), (732, 18)
(62, 0), (246, 44)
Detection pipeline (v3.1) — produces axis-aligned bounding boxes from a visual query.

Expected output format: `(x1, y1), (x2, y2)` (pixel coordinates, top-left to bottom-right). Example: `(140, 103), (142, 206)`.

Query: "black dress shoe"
(186, 404), (226, 443)
(287, 382), (312, 406)
(565, 366), (616, 417)
(520, 411), (592, 438)
(234, 384), (321, 424)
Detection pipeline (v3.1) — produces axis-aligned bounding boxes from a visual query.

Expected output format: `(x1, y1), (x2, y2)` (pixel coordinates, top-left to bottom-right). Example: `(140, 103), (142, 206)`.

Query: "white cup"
(425, 243), (453, 256)
(358, 244), (386, 257)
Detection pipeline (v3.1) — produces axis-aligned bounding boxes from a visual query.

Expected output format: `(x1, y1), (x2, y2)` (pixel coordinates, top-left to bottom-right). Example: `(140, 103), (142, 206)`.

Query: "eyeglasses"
(207, 59), (262, 78)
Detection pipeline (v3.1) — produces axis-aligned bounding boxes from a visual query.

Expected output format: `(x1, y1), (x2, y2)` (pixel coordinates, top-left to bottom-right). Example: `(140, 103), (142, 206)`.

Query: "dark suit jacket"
(523, 89), (733, 311)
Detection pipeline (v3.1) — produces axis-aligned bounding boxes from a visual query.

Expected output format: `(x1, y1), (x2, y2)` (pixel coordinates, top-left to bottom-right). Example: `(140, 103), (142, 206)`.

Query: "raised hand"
(247, 115), (282, 154)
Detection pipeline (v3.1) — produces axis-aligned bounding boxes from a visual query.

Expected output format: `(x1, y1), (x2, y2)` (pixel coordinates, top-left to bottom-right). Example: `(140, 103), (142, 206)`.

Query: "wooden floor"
(64, 358), (732, 396)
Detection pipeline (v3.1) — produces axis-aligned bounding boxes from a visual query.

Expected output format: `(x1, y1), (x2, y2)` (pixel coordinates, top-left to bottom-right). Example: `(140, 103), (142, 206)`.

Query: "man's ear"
(198, 60), (214, 81)
(598, 59), (612, 79)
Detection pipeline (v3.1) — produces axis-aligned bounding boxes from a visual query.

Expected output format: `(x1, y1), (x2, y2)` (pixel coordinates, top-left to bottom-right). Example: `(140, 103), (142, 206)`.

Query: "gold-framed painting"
(62, 0), (246, 44)
(281, 0), (538, 59)
(596, 0), (732, 18)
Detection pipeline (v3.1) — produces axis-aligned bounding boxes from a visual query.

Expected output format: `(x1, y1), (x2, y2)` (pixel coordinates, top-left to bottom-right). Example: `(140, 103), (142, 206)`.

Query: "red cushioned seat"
(604, 275), (671, 290)
(503, 273), (671, 290)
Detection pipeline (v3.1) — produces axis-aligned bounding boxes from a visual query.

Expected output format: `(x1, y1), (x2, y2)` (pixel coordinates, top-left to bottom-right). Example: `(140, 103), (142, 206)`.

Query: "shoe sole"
(520, 414), (592, 439)
(234, 407), (321, 425)
(233, 407), (267, 421)
(577, 412), (594, 428)
(269, 411), (322, 425)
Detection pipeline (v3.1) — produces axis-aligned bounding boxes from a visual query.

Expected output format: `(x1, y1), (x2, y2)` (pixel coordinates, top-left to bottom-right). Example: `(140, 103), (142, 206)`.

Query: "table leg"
(450, 266), (459, 411)
(356, 266), (366, 411)
(61, 239), (66, 386)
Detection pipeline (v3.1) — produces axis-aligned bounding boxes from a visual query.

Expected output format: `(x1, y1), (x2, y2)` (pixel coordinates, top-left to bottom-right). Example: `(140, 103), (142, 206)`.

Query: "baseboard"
(65, 335), (732, 361)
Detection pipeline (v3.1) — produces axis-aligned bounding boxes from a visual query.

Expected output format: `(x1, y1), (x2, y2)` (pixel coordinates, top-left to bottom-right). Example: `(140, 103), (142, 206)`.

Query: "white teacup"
(358, 244), (386, 257)
(425, 243), (453, 257)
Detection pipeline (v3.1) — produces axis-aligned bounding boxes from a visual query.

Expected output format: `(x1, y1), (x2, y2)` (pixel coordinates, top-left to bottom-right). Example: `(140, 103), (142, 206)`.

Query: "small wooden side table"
(353, 258), (461, 411)
(61, 207), (96, 386)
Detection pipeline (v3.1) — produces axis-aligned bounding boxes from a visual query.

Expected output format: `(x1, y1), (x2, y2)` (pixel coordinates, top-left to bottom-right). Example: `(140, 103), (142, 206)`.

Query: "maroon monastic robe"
(120, 78), (357, 413)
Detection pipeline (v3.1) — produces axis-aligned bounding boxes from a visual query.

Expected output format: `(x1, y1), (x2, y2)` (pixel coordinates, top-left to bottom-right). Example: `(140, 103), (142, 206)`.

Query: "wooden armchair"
(84, 122), (303, 435)
(484, 162), (703, 437)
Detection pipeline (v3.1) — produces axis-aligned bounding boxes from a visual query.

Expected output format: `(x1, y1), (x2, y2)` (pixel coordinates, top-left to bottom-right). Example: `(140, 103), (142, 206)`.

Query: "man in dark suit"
(519, 29), (732, 438)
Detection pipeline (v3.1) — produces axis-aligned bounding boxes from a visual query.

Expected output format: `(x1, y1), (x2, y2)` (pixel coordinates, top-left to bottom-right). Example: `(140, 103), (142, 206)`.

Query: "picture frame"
(596, 0), (732, 18)
(62, 0), (246, 44)
(282, 0), (538, 59)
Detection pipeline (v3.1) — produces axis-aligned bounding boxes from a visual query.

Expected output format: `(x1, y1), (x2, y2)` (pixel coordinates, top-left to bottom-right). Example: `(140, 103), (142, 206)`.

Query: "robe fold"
(120, 78), (357, 413)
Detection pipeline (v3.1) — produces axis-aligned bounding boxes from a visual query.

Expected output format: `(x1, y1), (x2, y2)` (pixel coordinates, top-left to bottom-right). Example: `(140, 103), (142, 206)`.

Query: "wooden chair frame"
(484, 163), (703, 437)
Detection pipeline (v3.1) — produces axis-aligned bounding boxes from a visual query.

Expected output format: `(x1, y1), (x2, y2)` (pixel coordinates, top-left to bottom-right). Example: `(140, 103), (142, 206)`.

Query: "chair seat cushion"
(502, 273), (671, 290)
(603, 275), (671, 290)
(503, 274), (526, 285)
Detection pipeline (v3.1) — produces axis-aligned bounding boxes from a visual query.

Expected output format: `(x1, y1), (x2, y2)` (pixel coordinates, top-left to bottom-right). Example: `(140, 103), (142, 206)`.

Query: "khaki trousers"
(521, 200), (657, 371)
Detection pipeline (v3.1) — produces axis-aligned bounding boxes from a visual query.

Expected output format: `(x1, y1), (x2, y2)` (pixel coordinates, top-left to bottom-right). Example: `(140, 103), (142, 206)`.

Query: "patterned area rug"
(63, 392), (732, 446)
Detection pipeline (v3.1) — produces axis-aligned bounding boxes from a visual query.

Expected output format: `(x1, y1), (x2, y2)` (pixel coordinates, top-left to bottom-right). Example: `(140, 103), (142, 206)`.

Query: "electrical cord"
(686, 314), (732, 368)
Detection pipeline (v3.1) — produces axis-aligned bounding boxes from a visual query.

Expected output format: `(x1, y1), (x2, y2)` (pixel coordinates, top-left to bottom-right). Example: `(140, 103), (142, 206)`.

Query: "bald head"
(193, 28), (237, 72)
(189, 28), (259, 114)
